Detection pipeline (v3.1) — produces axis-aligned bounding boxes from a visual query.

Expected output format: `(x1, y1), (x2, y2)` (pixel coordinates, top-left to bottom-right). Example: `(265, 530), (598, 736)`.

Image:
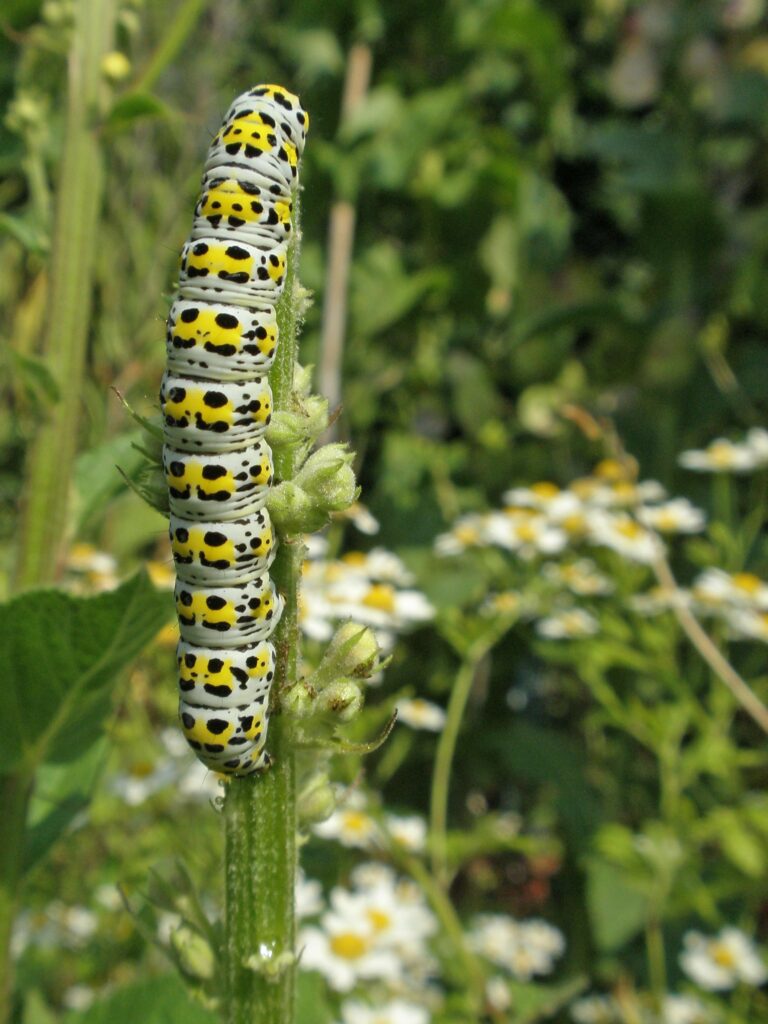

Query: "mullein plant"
(124, 86), (387, 1024)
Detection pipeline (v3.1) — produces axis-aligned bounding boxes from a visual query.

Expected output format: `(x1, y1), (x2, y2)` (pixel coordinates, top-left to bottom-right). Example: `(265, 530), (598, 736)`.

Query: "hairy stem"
(14, 0), (116, 590)
(223, 190), (303, 1024)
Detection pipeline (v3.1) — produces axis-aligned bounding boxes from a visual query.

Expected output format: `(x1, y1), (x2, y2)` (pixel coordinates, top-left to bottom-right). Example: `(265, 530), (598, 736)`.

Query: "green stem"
(131, 0), (209, 94)
(14, 0), (116, 591)
(223, 189), (303, 1024)
(0, 775), (32, 1024)
(645, 911), (667, 1010)
(429, 644), (487, 888)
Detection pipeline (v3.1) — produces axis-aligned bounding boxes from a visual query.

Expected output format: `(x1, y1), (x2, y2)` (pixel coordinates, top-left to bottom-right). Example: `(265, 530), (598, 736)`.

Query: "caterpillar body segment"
(161, 84), (306, 776)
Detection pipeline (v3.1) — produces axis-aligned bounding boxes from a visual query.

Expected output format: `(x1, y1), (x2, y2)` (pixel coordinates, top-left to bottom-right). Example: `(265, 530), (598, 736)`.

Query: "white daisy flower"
(569, 994), (619, 1023)
(680, 927), (767, 990)
(485, 510), (568, 560)
(692, 569), (768, 611)
(62, 985), (96, 1011)
(385, 814), (428, 852)
(637, 498), (706, 534)
(745, 427), (768, 466)
(725, 607), (768, 643)
(485, 976), (512, 1012)
(468, 914), (565, 980)
(587, 510), (663, 564)
(299, 922), (402, 992)
(340, 999), (430, 1024)
(296, 871), (324, 919)
(679, 438), (758, 473)
(542, 559), (614, 596)
(434, 513), (489, 555)
(341, 502), (381, 535)
(396, 698), (446, 732)
(329, 881), (437, 958)
(535, 608), (599, 640)
(661, 993), (713, 1024)
(313, 791), (378, 849)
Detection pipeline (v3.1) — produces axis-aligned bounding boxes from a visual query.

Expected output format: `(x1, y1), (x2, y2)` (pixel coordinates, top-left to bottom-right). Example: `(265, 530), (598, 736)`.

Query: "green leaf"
(62, 976), (217, 1024)
(586, 859), (649, 952)
(9, 351), (60, 404)
(506, 975), (587, 1024)
(296, 972), (334, 1024)
(73, 431), (150, 531)
(106, 92), (169, 129)
(0, 212), (49, 254)
(23, 740), (107, 874)
(0, 572), (173, 773)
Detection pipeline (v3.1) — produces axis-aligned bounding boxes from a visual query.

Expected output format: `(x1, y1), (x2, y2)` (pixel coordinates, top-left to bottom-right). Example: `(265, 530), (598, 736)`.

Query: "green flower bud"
(316, 679), (364, 722)
(311, 622), (384, 688)
(282, 681), (316, 719)
(294, 444), (358, 515)
(297, 771), (337, 825)
(267, 480), (330, 535)
(294, 361), (314, 397)
(170, 925), (215, 981)
(266, 397), (329, 451)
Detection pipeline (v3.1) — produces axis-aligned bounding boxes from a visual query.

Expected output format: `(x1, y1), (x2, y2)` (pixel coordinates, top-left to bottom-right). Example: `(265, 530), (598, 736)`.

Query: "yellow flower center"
(732, 572), (762, 595)
(616, 519), (644, 539)
(562, 514), (586, 535)
(709, 442), (735, 467)
(341, 811), (371, 835)
(367, 908), (392, 932)
(454, 525), (480, 545)
(515, 522), (539, 543)
(594, 458), (628, 481)
(342, 552), (367, 567)
(330, 932), (369, 960)
(711, 943), (736, 968)
(362, 584), (396, 613)
(531, 481), (560, 500)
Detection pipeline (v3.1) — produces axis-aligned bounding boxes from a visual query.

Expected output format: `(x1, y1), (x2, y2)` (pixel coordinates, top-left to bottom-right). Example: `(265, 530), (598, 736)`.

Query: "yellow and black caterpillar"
(160, 84), (307, 776)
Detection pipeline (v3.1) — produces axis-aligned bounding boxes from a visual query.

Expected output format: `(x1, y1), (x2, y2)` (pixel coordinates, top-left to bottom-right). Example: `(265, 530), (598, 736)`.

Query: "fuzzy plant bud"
(268, 480), (329, 535)
(266, 396), (329, 451)
(282, 681), (316, 719)
(311, 622), (385, 689)
(316, 678), (364, 722)
(297, 770), (337, 825)
(294, 444), (358, 514)
(170, 925), (215, 981)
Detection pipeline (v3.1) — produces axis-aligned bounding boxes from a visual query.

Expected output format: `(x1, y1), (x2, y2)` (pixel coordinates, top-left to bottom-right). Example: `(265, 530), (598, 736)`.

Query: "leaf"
(507, 975), (587, 1024)
(9, 351), (60, 403)
(0, 571), (173, 773)
(62, 975), (217, 1024)
(73, 431), (150, 531)
(586, 859), (648, 952)
(106, 92), (169, 129)
(0, 212), (49, 254)
(296, 972), (334, 1024)
(23, 740), (107, 874)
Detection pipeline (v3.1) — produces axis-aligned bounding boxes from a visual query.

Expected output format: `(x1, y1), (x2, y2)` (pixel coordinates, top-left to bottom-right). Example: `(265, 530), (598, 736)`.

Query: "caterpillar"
(160, 84), (308, 776)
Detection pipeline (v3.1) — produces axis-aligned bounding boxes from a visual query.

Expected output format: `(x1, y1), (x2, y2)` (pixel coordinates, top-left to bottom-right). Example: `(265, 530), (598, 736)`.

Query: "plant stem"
(0, 774), (32, 1024)
(429, 645), (487, 888)
(645, 911), (667, 1010)
(223, 189), (303, 1024)
(14, 0), (116, 591)
(652, 553), (768, 735)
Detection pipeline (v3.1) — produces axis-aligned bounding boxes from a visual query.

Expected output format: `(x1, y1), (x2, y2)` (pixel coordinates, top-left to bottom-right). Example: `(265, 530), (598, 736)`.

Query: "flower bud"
(316, 679), (364, 722)
(312, 622), (383, 688)
(282, 681), (316, 719)
(101, 51), (132, 82)
(294, 444), (358, 515)
(170, 925), (215, 981)
(267, 480), (330, 535)
(297, 771), (337, 825)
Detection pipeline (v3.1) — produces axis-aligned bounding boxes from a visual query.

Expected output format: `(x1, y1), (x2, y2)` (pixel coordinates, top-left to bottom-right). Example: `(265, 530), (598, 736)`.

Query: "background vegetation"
(1, 0), (768, 1022)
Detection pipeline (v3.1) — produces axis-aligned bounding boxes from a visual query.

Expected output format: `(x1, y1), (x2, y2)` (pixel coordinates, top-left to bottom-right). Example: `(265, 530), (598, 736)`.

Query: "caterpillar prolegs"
(160, 84), (308, 776)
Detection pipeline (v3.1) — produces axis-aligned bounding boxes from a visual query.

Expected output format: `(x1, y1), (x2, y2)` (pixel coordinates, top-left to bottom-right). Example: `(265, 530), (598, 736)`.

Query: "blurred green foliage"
(2, 0), (768, 1021)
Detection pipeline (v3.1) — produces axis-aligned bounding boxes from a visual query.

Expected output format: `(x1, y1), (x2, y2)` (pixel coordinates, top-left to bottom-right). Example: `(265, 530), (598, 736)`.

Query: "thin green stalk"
(429, 644), (487, 888)
(14, 0), (116, 591)
(0, 774), (32, 1024)
(645, 912), (667, 1011)
(223, 191), (303, 1024)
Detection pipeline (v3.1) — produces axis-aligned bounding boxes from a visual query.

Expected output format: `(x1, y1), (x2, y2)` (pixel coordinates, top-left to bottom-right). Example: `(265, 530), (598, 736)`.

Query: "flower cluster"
(313, 791), (427, 854)
(299, 863), (438, 1014)
(468, 913), (565, 981)
(678, 428), (768, 473)
(301, 539), (434, 648)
